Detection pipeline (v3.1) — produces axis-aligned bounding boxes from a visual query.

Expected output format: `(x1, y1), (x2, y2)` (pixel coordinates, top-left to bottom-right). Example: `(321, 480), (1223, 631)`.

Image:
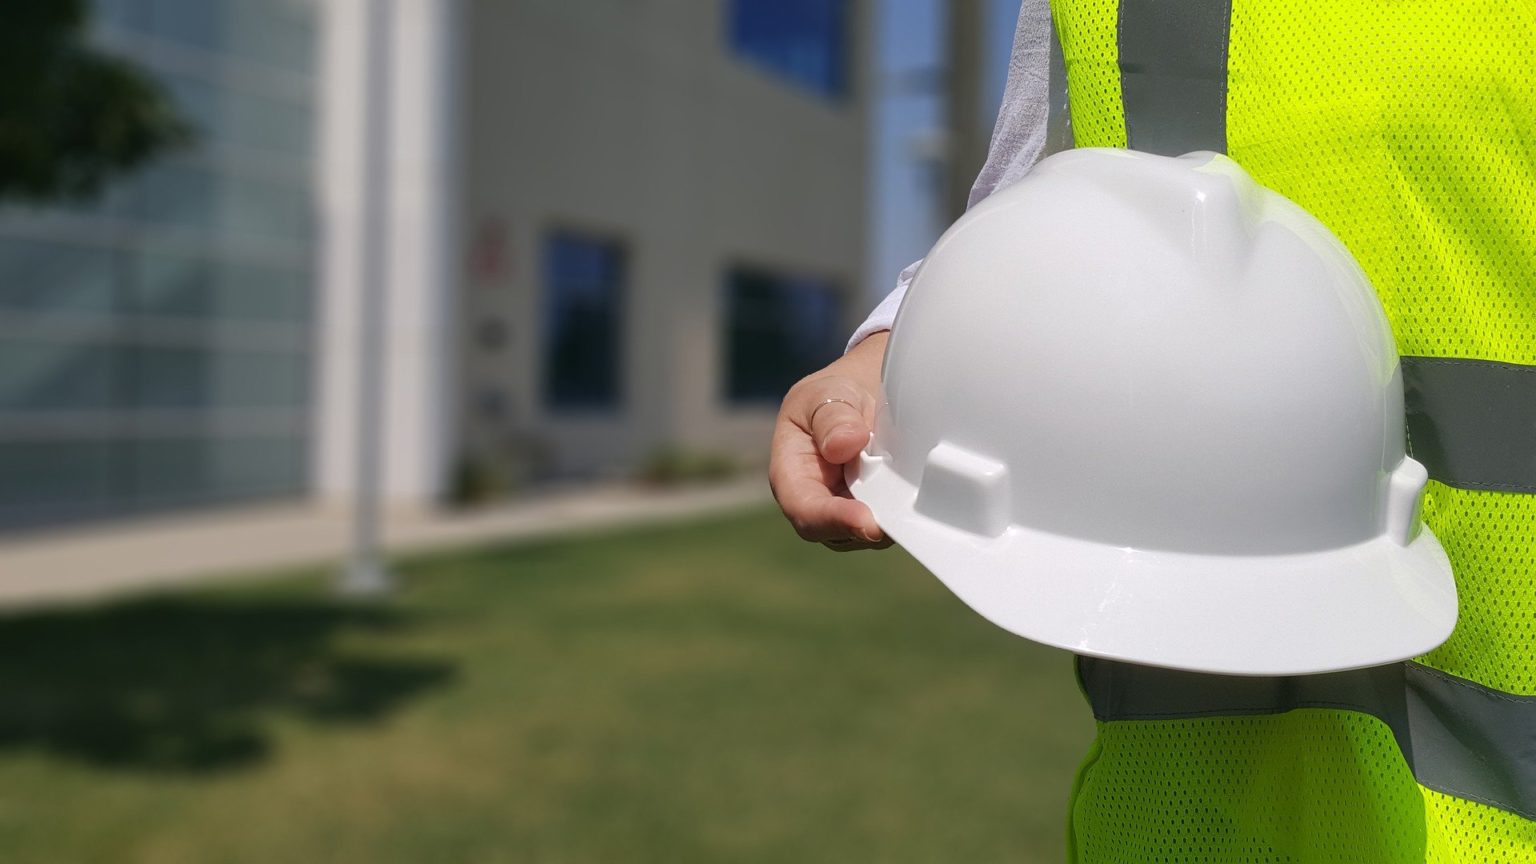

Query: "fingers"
(780, 487), (890, 551)
(823, 534), (896, 553)
(769, 369), (890, 553)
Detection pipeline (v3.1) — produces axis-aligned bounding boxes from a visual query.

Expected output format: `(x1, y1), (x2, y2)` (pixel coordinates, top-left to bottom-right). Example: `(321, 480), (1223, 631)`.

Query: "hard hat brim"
(849, 452), (1458, 676)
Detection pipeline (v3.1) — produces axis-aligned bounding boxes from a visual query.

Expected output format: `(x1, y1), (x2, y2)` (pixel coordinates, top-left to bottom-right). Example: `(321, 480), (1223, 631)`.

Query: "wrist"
(837, 330), (887, 387)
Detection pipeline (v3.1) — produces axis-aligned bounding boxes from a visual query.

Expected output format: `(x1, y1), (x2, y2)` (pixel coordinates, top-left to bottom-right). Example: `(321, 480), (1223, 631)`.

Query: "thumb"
(807, 393), (873, 466)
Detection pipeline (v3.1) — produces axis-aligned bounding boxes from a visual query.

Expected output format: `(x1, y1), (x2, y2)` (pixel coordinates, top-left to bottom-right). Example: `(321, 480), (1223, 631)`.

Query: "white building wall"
(459, 0), (869, 484)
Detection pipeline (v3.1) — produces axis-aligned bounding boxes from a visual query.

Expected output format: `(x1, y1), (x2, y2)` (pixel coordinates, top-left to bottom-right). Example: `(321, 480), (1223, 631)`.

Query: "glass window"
(130, 247), (211, 317)
(0, 236), (118, 318)
(728, 0), (849, 100)
(0, 441), (119, 515)
(164, 72), (313, 157)
(542, 232), (624, 411)
(0, 0), (318, 531)
(132, 248), (310, 322)
(0, 435), (308, 528)
(128, 160), (220, 232)
(130, 345), (308, 410)
(129, 161), (310, 248)
(100, 0), (317, 76)
(132, 435), (306, 505)
(724, 266), (842, 404)
(0, 339), (120, 411)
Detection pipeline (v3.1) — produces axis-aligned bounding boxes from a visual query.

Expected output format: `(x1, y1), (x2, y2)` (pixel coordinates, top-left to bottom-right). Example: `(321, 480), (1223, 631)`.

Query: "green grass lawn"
(0, 507), (1095, 863)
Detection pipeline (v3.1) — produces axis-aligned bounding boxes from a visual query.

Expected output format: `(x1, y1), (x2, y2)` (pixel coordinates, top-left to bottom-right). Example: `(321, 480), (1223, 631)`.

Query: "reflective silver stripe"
(1116, 0), (1232, 155)
(1403, 356), (1536, 494)
(1408, 664), (1536, 819)
(1079, 657), (1536, 820)
(1076, 658), (1414, 750)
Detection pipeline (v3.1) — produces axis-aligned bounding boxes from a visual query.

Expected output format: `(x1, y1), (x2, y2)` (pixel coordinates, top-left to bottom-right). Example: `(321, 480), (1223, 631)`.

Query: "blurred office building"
(0, 0), (868, 533)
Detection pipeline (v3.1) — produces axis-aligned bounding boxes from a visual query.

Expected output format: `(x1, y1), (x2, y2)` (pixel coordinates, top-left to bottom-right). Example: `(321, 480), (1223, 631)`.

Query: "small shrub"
(636, 445), (739, 487)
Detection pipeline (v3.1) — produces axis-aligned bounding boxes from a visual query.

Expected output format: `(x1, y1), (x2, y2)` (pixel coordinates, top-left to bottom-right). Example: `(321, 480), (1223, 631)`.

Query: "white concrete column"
(313, 0), (371, 503)
(382, 0), (461, 504)
(314, 0), (461, 509)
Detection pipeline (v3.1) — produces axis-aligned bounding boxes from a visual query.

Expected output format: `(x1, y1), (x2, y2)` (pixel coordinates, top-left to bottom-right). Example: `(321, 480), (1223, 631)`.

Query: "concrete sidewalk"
(0, 479), (770, 608)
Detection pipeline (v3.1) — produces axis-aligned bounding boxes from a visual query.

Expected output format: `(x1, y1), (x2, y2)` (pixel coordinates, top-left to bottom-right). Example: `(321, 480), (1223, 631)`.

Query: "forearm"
(820, 331), (887, 392)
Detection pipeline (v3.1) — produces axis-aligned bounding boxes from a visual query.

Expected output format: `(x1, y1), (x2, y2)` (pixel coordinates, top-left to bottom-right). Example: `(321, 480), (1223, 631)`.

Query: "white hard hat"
(848, 148), (1457, 676)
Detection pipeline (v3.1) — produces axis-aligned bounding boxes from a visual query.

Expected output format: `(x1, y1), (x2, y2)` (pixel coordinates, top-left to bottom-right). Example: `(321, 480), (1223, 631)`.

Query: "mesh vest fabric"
(1049, 0), (1536, 860)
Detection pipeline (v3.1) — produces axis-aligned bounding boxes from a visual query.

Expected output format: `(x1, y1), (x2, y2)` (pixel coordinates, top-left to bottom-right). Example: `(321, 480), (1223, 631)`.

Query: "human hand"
(768, 332), (893, 552)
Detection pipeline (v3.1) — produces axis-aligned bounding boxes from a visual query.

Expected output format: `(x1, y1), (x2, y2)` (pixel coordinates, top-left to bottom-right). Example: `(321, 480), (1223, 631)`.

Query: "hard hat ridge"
(1047, 149), (1264, 284)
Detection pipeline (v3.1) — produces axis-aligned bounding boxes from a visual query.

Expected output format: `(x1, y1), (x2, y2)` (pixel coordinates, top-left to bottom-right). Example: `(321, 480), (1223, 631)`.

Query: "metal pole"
(341, 0), (393, 596)
(944, 0), (988, 222)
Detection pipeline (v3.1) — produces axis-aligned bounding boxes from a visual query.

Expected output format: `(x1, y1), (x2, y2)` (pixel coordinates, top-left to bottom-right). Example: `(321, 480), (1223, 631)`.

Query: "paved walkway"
(0, 479), (771, 608)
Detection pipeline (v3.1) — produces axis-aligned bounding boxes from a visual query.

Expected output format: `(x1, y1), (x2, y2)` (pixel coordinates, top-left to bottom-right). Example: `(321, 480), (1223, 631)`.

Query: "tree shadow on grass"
(0, 595), (456, 774)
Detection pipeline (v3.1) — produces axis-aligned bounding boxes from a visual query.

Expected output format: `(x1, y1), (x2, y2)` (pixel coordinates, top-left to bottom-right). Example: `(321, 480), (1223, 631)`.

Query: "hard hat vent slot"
(913, 442), (1011, 537)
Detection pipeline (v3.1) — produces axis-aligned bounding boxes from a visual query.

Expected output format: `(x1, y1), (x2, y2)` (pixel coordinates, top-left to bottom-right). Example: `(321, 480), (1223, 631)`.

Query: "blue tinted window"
(543, 233), (625, 410)
(728, 0), (848, 100)
(725, 267), (842, 403)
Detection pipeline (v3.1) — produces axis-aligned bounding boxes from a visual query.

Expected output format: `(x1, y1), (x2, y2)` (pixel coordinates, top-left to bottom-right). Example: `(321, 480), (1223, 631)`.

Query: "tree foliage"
(0, 0), (192, 203)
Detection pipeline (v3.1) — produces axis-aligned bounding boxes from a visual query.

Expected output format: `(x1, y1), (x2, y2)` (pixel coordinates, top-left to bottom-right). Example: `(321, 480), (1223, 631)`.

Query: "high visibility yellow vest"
(1048, 0), (1536, 860)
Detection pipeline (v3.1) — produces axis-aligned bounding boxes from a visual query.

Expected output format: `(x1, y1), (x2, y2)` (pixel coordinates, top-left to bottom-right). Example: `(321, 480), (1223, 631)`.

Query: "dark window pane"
(132, 435), (305, 505)
(0, 236), (118, 317)
(0, 339), (120, 411)
(109, 0), (317, 75)
(96, 0), (154, 31)
(0, 436), (307, 530)
(0, 441), (119, 513)
(163, 72), (313, 157)
(724, 267), (842, 404)
(129, 161), (310, 249)
(131, 249), (310, 321)
(729, 0), (848, 100)
(130, 346), (308, 410)
(542, 232), (624, 411)
(130, 248), (212, 317)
